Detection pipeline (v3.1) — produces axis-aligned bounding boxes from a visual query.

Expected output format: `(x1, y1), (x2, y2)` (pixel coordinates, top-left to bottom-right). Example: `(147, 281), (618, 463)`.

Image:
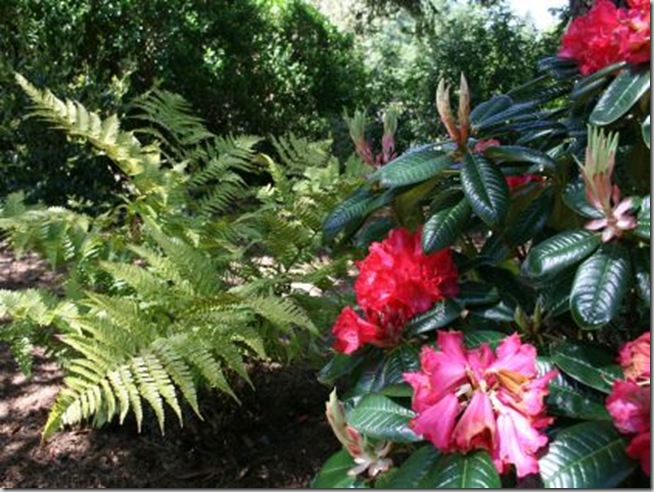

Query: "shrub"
(314, 1), (650, 487)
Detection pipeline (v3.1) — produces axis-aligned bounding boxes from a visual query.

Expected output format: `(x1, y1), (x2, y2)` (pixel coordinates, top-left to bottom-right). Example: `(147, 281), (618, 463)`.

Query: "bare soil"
(0, 247), (339, 488)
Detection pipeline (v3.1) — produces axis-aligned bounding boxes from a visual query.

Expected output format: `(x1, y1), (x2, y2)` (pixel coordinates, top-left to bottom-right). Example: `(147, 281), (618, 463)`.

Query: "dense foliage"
(0, 0), (366, 205)
(314, 0), (650, 487)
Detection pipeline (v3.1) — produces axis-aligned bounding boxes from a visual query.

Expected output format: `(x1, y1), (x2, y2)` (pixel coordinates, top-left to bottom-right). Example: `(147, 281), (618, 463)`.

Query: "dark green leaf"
(522, 230), (601, 279)
(507, 190), (553, 246)
(590, 68), (651, 125)
(536, 358), (611, 421)
(318, 350), (370, 385)
(468, 301), (515, 323)
(570, 61), (626, 102)
(312, 450), (356, 488)
(348, 346), (419, 398)
(541, 269), (576, 318)
(422, 200), (471, 253)
(457, 282), (500, 306)
(562, 180), (604, 219)
(386, 446), (440, 488)
(643, 115), (650, 148)
(348, 394), (419, 443)
(552, 341), (622, 393)
(632, 248), (650, 307)
(539, 421), (635, 488)
(462, 329), (506, 349)
(354, 217), (395, 251)
(470, 94), (513, 126)
(404, 298), (462, 335)
(372, 144), (453, 188)
(323, 188), (375, 244)
(422, 451), (501, 488)
(634, 195), (650, 240)
(483, 145), (556, 174)
(570, 244), (631, 329)
(461, 152), (509, 227)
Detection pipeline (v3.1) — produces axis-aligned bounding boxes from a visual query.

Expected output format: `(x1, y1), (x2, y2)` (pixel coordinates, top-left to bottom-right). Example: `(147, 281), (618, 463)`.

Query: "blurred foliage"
(0, 0), (366, 207)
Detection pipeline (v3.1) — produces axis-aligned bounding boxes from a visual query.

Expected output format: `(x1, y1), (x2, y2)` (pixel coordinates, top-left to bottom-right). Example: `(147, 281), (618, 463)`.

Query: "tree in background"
(0, 0), (366, 206)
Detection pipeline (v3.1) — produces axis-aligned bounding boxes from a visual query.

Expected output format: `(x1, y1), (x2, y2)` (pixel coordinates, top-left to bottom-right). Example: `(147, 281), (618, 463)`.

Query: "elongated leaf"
(422, 451), (501, 488)
(470, 94), (512, 126)
(642, 115), (650, 148)
(570, 244), (631, 329)
(539, 421), (635, 488)
(522, 230), (600, 279)
(634, 195), (650, 240)
(507, 190), (553, 246)
(312, 450), (357, 488)
(536, 358), (611, 421)
(632, 248), (650, 307)
(422, 200), (470, 253)
(386, 446), (440, 488)
(483, 145), (556, 173)
(590, 68), (651, 125)
(570, 61), (626, 101)
(348, 394), (419, 443)
(541, 269), (576, 318)
(318, 349), (370, 385)
(461, 153), (509, 227)
(562, 180), (604, 219)
(552, 341), (622, 394)
(373, 144), (454, 187)
(462, 329), (506, 349)
(323, 188), (375, 244)
(404, 298), (462, 335)
(457, 282), (500, 306)
(468, 301), (515, 323)
(348, 346), (419, 398)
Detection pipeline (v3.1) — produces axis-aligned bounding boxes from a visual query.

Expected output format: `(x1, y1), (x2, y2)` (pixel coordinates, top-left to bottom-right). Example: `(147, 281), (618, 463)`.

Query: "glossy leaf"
(422, 200), (471, 253)
(312, 450), (357, 488)
(483, 145), (556, 173)
(373, 144), (454, 188)
(522, 230), (601, 279)
(507, 190), (553, 246)
(348, 346), (419, 398)
(323, 188), (375, 244)
(470, 94), (512, 126)
(462, 329), (506, 349)
(632, 248), (650, 307)
(461, 152), (509, 227)
(569, 61), (626, 101)
(422, 451), (501, 488)
(456, 282), (500, 306)
(404, 298), (462, 335)
(634, 195), (650, 240)
(552, 341), (622, 394)
(570, 245), (631, 329)
(536, 358), (611, 421)
(539, 421), (635, 488)
(468, 301), (515, 323)
(348, 394), (419, 443)
(541, 269), (575, 318)
(590, 68), (651, 125)
(386, 446), (440, 488)
(642, 115), (650, 148)
(318, 349), (371, 385)
(562, 180), (604, 219)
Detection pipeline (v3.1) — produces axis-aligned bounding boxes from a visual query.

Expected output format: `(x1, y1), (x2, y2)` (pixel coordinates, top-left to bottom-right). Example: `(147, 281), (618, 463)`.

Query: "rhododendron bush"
(313, 0), (650, 488)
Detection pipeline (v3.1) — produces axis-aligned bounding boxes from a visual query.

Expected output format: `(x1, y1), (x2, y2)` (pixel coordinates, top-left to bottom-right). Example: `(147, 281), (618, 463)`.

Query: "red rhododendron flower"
(558, 0), (650, 74)
(403, 331), (557, 477)
(331, 227), (459, 354)
(607, 332), (651, 476)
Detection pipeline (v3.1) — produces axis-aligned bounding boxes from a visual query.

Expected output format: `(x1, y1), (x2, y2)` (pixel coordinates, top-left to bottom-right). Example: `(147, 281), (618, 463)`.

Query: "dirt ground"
(0, 247), (339, 488)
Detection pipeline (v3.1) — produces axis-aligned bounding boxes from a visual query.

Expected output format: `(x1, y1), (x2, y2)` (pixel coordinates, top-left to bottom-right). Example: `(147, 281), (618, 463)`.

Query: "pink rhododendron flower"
(619, 332), (651, 381)
(331, 227), (459, 354)
(558, 0), (650, 74)
(403, 331), (557, 477)
(607, 332), (651, 476)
